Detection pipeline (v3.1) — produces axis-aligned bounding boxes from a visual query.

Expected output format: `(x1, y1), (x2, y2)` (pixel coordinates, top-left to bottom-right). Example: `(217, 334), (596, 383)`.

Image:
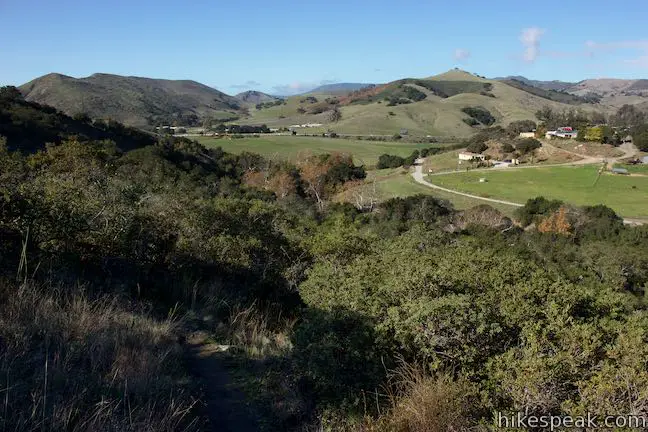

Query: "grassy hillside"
(502, 79), (599, 104)
(494, 76), (576, 92)
(239, 70), (601, 137)
(19, 73), (243, 127)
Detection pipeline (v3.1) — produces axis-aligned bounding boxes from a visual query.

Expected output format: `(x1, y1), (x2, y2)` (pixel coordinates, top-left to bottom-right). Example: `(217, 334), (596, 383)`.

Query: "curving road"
(411, 141), (645, 226)
(412, 162), (523, 207)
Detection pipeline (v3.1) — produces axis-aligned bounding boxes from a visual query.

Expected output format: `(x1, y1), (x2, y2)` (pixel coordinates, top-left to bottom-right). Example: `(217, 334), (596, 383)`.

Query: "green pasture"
(430, 165), (648, 218)
(197, 135), (446, 166)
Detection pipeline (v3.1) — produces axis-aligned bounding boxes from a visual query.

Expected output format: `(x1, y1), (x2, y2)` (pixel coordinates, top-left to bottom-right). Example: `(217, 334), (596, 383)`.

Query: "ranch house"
(458, 152), (486, 161)
(546, 127), (578, 139)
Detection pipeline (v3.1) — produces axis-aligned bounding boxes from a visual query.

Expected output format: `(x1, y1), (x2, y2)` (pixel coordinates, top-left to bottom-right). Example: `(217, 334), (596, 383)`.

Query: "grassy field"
(615, 163), (648, 175)
(423, 150), (465, 173)
(336, 168), (517, 216)
(197, 135), (444, 166)
(430, 165), (648, 218)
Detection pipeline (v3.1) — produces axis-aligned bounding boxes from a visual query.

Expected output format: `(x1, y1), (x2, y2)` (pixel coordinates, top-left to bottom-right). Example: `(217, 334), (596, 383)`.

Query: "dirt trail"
(539, 139), (603, 165)
(186, 334), (261, 432)
(540, 140), (639, 169)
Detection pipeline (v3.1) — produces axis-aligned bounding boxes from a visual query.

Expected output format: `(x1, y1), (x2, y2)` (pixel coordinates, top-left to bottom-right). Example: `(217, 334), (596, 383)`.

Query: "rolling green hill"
(242, 70), (601, 137)
(17, 69), (617, 136)
(19, 73), (243, 127)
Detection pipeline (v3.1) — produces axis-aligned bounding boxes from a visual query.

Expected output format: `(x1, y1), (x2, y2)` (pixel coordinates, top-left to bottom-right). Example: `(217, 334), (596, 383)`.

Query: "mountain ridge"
(15, 70), (648, 132)
(19, 73), (243, 127)
(494, 75), (577, 91)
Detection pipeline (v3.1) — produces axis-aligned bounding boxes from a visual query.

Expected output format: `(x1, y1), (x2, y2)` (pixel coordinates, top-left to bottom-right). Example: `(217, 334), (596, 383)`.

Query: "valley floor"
(196, 135), (447, 166)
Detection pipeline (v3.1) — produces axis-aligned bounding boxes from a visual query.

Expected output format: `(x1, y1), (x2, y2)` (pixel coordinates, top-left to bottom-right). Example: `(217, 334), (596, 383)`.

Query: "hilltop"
(235, 90), (281, 104)
(19, 73), (243, 127)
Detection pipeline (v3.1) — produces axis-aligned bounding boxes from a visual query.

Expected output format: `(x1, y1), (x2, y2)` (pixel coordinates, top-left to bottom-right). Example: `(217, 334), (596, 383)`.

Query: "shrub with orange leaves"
(538, 206), (572, 235)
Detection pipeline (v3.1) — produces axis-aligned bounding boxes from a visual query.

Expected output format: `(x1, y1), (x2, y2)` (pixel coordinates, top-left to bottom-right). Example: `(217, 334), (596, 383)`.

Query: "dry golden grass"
(215, 301), (295, 359)
(0, 279), (203, 431)
(365, 362), (486, 432)
(550, 140), (624, 158)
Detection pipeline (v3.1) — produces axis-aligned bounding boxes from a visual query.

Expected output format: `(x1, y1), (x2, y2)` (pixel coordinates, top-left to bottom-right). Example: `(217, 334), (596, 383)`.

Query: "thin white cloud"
(586, 39), (648, 69)
(272, 79), (338, 95)
(586, 40), (648, 51)
(272, 82), (313, 95)
(625, 55), (648, 68)
(519, 27), (545, 63)
(230, 80), (261, 89)
(453, 48), (471, 62)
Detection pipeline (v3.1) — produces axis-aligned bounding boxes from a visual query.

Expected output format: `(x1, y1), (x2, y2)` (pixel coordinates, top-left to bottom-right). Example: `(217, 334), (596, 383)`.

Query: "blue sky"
(1, 0), (647, 95)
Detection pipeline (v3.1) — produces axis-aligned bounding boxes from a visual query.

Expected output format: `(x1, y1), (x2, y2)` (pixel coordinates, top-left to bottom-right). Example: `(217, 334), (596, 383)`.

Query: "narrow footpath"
(185, 333), (261, 432)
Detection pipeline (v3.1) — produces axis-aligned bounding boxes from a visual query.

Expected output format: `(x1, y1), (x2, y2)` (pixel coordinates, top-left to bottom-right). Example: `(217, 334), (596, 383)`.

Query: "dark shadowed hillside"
(19, 73), (243, 127)
(0, 86), (155, 152)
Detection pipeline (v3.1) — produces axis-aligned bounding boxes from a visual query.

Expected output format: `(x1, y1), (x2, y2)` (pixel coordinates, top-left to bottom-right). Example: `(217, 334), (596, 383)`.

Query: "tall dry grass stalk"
(219, 301), (296, 358)
(364, 361), (485, 432)
(0, 279), (204, 431)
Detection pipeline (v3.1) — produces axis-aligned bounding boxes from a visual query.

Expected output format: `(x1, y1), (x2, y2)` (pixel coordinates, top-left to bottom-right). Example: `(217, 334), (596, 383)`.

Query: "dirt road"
(412, 162), (523, 207)
(411, 155), (644, 226)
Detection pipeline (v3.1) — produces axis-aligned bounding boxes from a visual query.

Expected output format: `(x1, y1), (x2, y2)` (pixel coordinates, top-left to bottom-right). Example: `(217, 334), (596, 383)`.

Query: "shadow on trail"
(184, 307), (386, 431)
(186, 336), (262, 432)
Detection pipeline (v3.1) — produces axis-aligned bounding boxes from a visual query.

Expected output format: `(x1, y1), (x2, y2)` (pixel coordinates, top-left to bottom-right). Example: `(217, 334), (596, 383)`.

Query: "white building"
(288, 123), (323, 128)
(546, 127), (578, 139)
(458, 152), (486, 161)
